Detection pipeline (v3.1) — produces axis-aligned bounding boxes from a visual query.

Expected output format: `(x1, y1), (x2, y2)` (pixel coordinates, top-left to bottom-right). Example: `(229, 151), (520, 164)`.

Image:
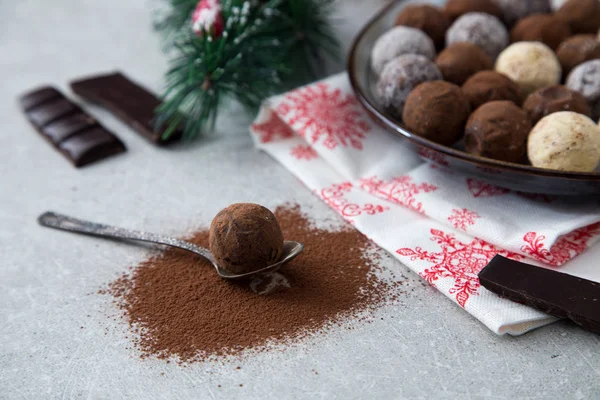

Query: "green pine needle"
(154, 0), (339, 140)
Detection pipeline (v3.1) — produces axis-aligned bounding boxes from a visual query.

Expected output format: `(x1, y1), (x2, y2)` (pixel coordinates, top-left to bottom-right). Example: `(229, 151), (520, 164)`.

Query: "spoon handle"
(38, 211), (214, 261)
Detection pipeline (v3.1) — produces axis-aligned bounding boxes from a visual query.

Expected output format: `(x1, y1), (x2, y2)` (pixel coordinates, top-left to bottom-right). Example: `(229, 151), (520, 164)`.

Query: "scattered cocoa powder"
(105, 204), (402, 363)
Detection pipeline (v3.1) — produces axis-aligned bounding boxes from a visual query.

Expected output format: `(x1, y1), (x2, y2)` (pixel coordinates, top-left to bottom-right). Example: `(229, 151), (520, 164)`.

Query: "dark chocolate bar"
(70, 72), (180, 145)
(479, 255), (600, 334)
(20, 86), (126, 167)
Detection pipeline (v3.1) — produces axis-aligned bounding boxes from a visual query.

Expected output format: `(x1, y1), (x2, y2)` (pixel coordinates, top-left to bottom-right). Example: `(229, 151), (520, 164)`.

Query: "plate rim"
(346, 0), (600, 182)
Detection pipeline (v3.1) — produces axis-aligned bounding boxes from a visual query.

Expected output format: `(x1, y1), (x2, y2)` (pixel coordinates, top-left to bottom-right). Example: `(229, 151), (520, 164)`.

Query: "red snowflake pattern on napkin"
(318, 182), (388, 221)
(276, 83), (370, 150)
(448, 208), (480, 231)
(521, 223), (600, 266)
(251, 111), (294, 143)
(397, 230), (523, 307)
(360, 176), (437, 215)
(290, 145), (317, 160)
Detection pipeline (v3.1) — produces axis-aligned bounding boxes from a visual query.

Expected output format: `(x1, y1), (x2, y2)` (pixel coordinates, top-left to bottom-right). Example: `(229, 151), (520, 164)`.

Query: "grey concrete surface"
(1, 1), (599, 399)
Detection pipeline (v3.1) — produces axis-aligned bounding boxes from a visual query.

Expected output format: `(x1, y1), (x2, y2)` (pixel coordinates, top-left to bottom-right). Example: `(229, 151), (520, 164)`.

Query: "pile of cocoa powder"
(105, 204), (403, 363)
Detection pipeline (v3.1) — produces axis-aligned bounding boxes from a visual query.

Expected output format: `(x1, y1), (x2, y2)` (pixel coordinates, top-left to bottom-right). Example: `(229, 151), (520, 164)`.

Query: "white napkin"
(250, 73), (600, 335)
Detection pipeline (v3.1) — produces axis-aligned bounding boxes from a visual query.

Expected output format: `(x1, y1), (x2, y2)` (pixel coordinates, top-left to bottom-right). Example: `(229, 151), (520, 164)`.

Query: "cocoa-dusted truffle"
(443, 0), (502, 23)
(402, 81), (471, 145)
(556, 0), (600, 34)
(566, 60), (600, 120)
(528, 111), (600, 172)
(436, 42), (493, 85)
(495, 42), (561, 97)
(209, 203), (284, 275)
(465, 100), (532, 163)
(395, 5), (450, 50)
(370, 26), (436, 76)
(510, 14), (571, 50)
(523, 84), (592, 124)
(446, 12), (509, 59)
(376, 54), (443, 118)
(462, 71), (521, 110)
(492, 0), (551, 27)
(556, 35), (600, 76)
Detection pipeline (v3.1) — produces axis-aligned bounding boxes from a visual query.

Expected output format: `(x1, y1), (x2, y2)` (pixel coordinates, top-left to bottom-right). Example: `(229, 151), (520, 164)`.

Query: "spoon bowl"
(38, 211), (304, 280)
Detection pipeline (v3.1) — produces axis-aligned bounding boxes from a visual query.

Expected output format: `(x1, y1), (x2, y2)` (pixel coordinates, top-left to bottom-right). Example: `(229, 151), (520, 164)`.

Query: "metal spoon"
(37, 211), (304, 280)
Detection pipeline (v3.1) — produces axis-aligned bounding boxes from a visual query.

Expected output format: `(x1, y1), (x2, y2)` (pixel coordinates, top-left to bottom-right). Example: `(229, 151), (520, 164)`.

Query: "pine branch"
(154, 0), (339, 140)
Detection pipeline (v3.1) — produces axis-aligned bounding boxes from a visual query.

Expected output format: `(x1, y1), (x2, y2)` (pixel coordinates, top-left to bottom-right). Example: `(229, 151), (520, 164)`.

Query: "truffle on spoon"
(209, 203), (284, 275)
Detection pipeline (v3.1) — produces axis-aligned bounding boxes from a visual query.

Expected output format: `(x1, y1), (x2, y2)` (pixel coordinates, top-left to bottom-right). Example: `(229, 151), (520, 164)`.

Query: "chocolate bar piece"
(70, 72), (180, 145)
(479, 255), (600, 334)
(20, 86), (126, 167)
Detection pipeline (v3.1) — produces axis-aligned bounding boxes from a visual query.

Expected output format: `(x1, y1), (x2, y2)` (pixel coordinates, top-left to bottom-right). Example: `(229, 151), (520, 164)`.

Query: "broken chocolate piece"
(70, 72), (180, 145)
(479, 255), (600, 334)
(20, 86), (126, 167)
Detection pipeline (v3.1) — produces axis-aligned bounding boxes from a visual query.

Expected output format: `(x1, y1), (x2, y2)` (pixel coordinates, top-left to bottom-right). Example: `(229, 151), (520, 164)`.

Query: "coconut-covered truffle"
(523, 84), (592, 124)
(528, 111), (600, 172)
(492, 0), (551, 26)
(209, 203), (284, 275)
(510, 14), (571, 50)
(566, 60), (600, 120)
(395, 5), (450, 50)
(376, 54), (443, 118)
(462, 70), (521, 110)
(436, 42), (493, 85)
(495, 42), (561, 97)
(402, 81), (471, 145)
(443, 0), (502, 22)
(465, 100), (532, 163)
(370, 26), (436, 76)
(446, 12), (509, 59)
(556, 35), (600, 76)
(556, 0), (600, 34)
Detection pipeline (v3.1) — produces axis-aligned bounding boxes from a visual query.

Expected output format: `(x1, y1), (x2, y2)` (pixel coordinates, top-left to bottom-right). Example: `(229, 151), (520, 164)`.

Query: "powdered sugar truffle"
(446, 12), (509, 59)
(376, 54), (443, 118)
(370, 26), (436, 76)
(566, 59), (600, 120)
(492, 0), (550, 26)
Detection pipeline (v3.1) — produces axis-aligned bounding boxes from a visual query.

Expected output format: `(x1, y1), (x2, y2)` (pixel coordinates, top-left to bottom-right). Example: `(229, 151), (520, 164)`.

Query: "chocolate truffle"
(556, 0), (600, 34)
(209, 203), (284, 275)
(436, 42), (493, 85)
(462, 70), (521, 110)
(443, 0), (502, 23)
(446, 12), (509, 59)
(495, 42), (561, 97)
(492, 0), (551, 26)
(465, 100), (532, 163)
(395, 5), (450, 50)
(402, 81), (471, 145)
(524, 85), (592, 124)
(556, 35), (600, 76)
(510, 14), (571, 50)
(370, 26), (436, 76)
(376, 54), (443, 118)
(566, 60), (600, 120)
(528, 112), (600, 172)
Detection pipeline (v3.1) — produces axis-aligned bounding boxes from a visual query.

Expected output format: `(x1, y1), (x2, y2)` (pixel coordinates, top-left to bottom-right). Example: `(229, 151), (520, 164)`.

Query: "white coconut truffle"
(495, 42), (561, 97)
(567, 60), (600, 121)
(492, 0), (550, 26)
(528, 111), (600, 172)
(446, 12), (509, 59)
(376, 54), (443, 118)
(370, 26), (436, 76)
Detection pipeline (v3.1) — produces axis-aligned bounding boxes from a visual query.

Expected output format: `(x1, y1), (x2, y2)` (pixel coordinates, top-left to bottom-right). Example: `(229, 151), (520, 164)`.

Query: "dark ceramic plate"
(347, 0), (600, 195)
